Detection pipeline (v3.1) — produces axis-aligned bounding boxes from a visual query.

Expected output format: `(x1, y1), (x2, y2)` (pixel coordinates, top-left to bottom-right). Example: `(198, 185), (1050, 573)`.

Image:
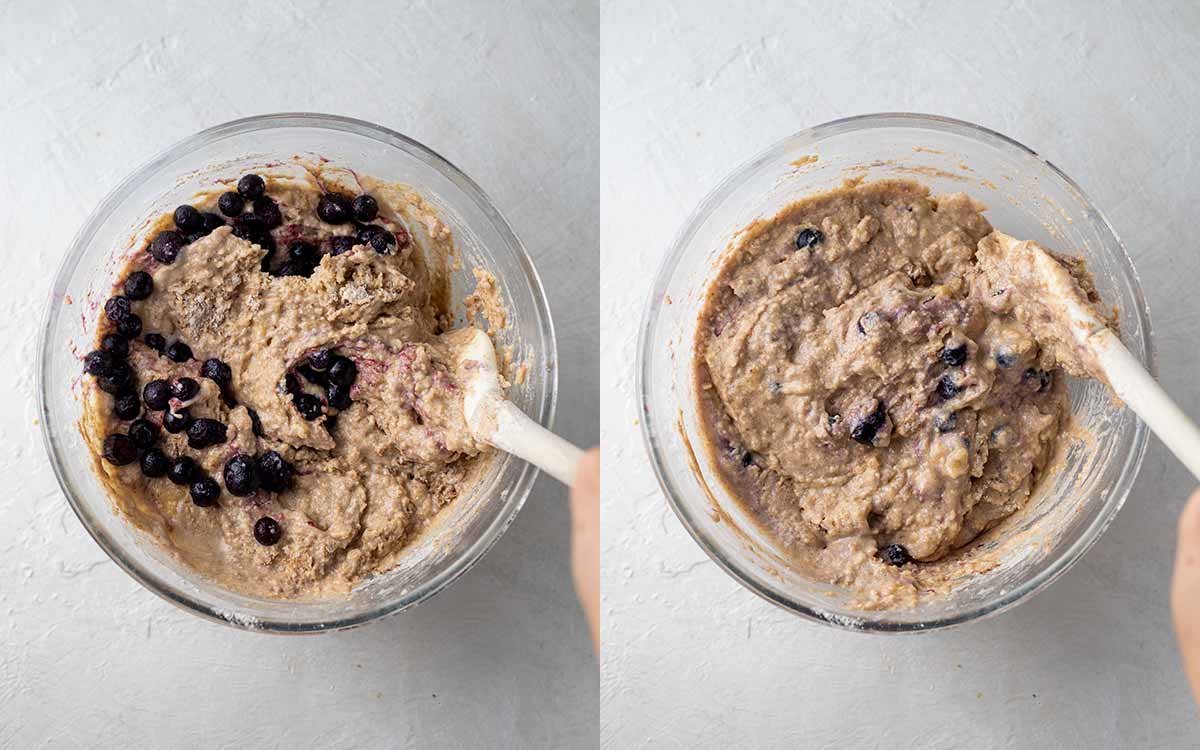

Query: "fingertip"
(1179, 488), (1200, 546)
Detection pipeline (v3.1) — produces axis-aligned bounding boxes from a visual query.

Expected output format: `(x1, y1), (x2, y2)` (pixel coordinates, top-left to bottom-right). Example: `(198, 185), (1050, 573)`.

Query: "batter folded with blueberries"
(695, 179), (1114, 609)
(81, 165), (502, 599)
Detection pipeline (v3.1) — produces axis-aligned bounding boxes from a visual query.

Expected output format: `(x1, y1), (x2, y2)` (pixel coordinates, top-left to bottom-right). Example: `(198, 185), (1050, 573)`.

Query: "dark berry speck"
(248, 408), (264, 437)
(166, 341), (192, 363)
(327, 382), (351, 410)
(115, 313), (143, 339)
(163, 407), (191, 434)
(850, 404), (887, 446)
(317, 193), (353, 224)
(101, 334), (129, 359)
(143, 380), (171, 411)
(253, 516), (282, 546)
(149, 230), (185, 264)
(113, 391), (141, 420)
(139, 447), (169, 478)
(171, 377), (200, 401)
(257, 451), (293, 492)
(102, 434), (138, 465)
(237, 174), (265, 199)
(127, 418), (159, 448)
(97, 361), (134, 395)
(1024, 368), (1053, 393)
(937, 375), (960, 400)
(167, 455), (198, 485)
(173, 205), (203, 232)
(218, 191), (245, 217)
(307, 349), (333, 371)
(940, 342), (968, 368)
(201, 358), (232, 386)
(123, 271), (154, 301)
(795, 227), (824, 250)
(187, 418), (227, 449)
(294, 393), (323, 421)
(880, 543), (912, 566)
(143, 333), (166, 353)
(329, 236), (356, 256)
(223, 454), (259, 497)
(369, 231), (395, 254)
(253, 196), (283, 229)
(190, 477), (220, 507)
(104, 296), (131, 323)
(995, 348), (1017, 368)
(328, 356), (357, 387)
(84, 350), (113, 376)
(352, 194), (378, 222)
(934, 411), (958, 433)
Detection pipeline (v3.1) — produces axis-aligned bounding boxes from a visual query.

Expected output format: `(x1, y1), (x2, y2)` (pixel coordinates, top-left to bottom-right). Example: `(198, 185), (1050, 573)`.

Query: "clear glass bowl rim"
(37, 112), (558, 633)
(636, 111), (1154, 634)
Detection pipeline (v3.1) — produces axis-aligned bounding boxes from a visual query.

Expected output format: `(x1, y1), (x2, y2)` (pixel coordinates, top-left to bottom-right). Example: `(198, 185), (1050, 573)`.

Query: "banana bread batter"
(695, 179), (1113, 609)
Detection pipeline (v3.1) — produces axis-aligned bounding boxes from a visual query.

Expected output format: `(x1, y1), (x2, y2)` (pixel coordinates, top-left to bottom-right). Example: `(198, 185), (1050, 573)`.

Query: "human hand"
(1171, 488), (1200, 706)
(570, 448), (600, 655)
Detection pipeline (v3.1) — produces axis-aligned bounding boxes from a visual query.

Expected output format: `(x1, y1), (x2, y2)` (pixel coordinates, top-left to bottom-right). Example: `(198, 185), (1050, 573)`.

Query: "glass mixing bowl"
(39, 113), (557, 633)
(638, 113), (1153, 633)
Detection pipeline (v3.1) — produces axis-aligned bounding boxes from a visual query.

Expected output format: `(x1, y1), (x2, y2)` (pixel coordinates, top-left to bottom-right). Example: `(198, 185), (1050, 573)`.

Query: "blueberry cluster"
(148, 199), (226, 265)
(286, 348), (358, 422)
(316, 190), (410, 256)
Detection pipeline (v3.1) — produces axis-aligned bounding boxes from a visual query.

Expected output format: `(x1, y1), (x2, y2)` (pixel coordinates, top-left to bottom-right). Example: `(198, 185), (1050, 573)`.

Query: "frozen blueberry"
(237, 173), (266, 199)
(880, 543), (912, 567)
(123, 271), (154, 301)
(143, 333), (167, 353)
(193, 212), (226, 239)
(113, 391), (141, 420)
(284, 372), (301, 396)
(940, 342), (968, 368)
(166, 341), (192, 363)
(98, 361), (135, 395)
(102, 434), (139, 466)
(143, 380), (171, 411)
(933, 411), (958, 433)
(139, 447), (169, 478)
(173, 205), (203, 232)
(288, 241), (319, 264)
(850, 404), (887, 446)
(163, 407), (191, 434)
(115, 313), (143, 340)
(327, 382), (351, 410)
(127, 418), (159, 449)
(253, 196), (283, 229)
(149, 230), (185, 264)
(294, 392), (323, 421)
(328, 356), (357, 387)
(167, 455), (198, 485)
(84, 350), (113, 377)
(190, 476), (221, 507)
(1024, 368), (1053, 393)
(995, 348), (1017, 368)
(187, 418), (227, 449)
(307, 349), (333, 371)
(356, 224), (385, 245)
(253, 516), (282, 546)
(316, 192), (353, 224)
(105, 296), (132, 324)
(795, 227), (824, 250)
(223, 454), (259, 497)
(231, 224), (275, 253)
(296, 364), (327, 387)
(329, 235), (356, 256)
(257, 451), (294, 493)
(369, 231), (396, 254)
(352, 194), (378, 222)
(200, 358), (232, 387)
(936, 375), (960, 400)
(218, 191), (245, 217)
(101, 334), (129, 359)
(171, 377), (200, 401)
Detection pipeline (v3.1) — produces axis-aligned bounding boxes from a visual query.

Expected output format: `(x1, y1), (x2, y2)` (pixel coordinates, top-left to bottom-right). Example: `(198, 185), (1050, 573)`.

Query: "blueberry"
(328, 356), (357, 387)
(139, 447), (169, 478)
(167, 455), (198, 485)
(173, 205), (203, 232)
(1024, 368), (1053, 393)
(195, 212), (226, 237)
(937, 375), (960, 401)
(329, 236), (356, 256)
(149, 230), (185, 264)
(187, 418), (227, 449)
(163, 407), (191, 434)
(171, 377), (200, 401)
(294, 393), (323, 421)
(316, 193), (353, 224)
(850, 404), (887, 446)
(100, 334), (129, 359)
(102, 434), (139, 466)
(369, 231), (396, 254)
(995, 348), (1017, 368)
(307, 349), (333, 371)
(356, 224), (385, 245)
(297, 364), (327, 387)
(115, 313), (143, 339)
(201, 358), (232, 387)
(253, 196), (283, 229)
(218, 191), (245, 217)
(113, 391), (141, 420)
(237, 174), (266, 199)
(127, 418), (159, 448)
(934, 411), (958, 433)
(284, 372), (302, 396)
(352, 194), (378, 222)
(104, 296), (132, 323)
(84, 350), (113, 376)
(257, 451), (294, 492)
(253, 516), (282, 546)
(740, 451), (754, 468)
(940, 342), (968, 368)
(795, 227), (824, 250)
(230, 224), (275, 253)
(327, 382), (351, 410)
(143, 380), (171, 411)
(98, 361), (135, 395)
(880, 543), (912, 566)
(288, 241), (319, 264)
(143, 333), (167, 353)
(123, 271), (154, 301)
(223, 454), (259, 496)
(166, 341), (192, 363)
(247, 408), (264, 437)
(190, 476), (221, 507)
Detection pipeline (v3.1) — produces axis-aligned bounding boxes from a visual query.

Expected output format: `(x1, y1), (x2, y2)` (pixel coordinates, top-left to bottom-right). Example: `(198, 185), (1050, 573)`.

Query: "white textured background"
(601, 1), (1200, 747)
(1, 1), (598, 748)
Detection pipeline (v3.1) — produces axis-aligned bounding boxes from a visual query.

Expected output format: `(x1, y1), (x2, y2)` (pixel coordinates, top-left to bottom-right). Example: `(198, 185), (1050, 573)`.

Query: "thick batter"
(695, 179), (1113, 609)
(80, 166), (501, 599)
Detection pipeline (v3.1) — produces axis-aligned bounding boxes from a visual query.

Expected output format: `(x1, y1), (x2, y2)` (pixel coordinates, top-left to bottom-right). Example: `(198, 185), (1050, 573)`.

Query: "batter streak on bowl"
(695, 179), (1114, 609)
(79, 163), (508, 599)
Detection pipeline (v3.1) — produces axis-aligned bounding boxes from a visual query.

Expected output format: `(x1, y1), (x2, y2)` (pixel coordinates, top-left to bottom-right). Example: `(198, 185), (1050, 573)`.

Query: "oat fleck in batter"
(695, 179), (1113, 608)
